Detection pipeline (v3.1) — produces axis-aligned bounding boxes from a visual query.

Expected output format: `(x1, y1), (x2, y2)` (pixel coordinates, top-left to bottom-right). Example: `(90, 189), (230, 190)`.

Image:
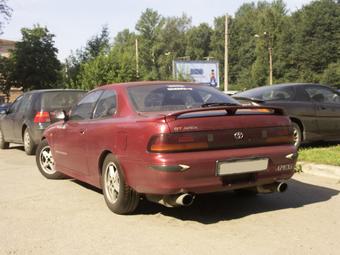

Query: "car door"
(12, 93), (34, 141)
(85, 89), (118, 176)
(304, 85), (340, 138)
(53, 90), (103, 175)
(0, 96), (23, 141)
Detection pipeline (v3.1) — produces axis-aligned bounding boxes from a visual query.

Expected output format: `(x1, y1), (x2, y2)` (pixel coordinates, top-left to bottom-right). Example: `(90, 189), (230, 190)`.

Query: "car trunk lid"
(148, 106), (293, 152)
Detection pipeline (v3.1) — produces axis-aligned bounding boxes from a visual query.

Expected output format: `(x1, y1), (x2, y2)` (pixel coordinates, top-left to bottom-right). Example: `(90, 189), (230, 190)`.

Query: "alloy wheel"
(39, 145), (56, 174)
(293, 129), (299, 146)
(24, 130), (31, 151)
(293, 126), (301, 147)
(104, 162), (120, 204)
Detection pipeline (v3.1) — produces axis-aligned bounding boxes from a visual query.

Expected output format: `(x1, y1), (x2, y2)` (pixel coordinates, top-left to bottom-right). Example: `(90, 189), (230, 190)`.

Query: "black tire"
(102, 154), (140, 215)
(36, 139), (64, 179)
(0, 128), (9, 149)
(292, 122), (302, 148)
(23, 128), (37, 155)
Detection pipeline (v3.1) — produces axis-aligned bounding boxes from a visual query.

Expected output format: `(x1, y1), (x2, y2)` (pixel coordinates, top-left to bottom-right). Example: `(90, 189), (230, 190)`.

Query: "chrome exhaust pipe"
(277, 182), (288, 193)
(256, 182), (288, 193)
(146, 193), (195, 207)
(175, 193), (195, 206)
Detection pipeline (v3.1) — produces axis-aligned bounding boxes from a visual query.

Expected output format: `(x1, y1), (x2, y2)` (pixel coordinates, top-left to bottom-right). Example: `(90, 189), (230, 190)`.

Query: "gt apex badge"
(234, 131), (244, 140)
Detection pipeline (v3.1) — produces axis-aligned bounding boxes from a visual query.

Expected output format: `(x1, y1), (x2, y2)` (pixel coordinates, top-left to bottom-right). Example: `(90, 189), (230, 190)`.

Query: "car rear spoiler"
(165, 106), (285, 120)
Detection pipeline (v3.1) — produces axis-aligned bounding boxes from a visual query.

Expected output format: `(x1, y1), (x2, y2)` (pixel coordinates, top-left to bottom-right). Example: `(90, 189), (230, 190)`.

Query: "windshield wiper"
(201, 102), (239, 108)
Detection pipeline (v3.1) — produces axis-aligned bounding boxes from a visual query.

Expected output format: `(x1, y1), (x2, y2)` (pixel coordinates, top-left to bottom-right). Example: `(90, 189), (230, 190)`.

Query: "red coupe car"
(36, 82), (297, 214)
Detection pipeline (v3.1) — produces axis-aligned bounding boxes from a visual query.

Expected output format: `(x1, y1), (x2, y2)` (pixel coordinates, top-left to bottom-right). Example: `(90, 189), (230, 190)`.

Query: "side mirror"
(55, 110), (69, 121)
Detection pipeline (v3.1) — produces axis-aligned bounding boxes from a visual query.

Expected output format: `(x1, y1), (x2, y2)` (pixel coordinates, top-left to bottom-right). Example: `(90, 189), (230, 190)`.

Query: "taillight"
(34, 111), (51, 123)
(265, 126), (294, 144)
(148, 126), (294, 153)
(148, 133), (209, 152)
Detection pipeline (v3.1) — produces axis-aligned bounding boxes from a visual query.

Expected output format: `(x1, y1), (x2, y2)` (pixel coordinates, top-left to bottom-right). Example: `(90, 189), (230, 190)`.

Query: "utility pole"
(263, 32), (273, 85)
(269, 47), (273, 85)
(224, 14), (229, 92)
(135, 38), (139, 79)
(255, 32), (273, 85)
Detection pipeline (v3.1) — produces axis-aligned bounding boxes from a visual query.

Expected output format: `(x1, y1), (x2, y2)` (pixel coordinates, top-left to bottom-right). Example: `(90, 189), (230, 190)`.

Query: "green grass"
(298, 145), (340, 166)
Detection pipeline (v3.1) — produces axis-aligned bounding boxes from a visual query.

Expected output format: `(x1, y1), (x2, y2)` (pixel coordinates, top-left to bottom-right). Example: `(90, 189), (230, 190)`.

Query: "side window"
(8, 95), (23, 114)
(305, 87), (340, 104)
(69, 90), (102, 121)
(18, 94), (33, 113)
(93, 90), (117, 119)
(262, 87), (295, 101)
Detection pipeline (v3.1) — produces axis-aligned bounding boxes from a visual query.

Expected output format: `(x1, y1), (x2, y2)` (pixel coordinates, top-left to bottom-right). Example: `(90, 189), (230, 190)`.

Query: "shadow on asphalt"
(8, 145), (24, 151)
(134, 179), (339, 224)
(71, 179), (102, 194)
(68, 172), (339, 224)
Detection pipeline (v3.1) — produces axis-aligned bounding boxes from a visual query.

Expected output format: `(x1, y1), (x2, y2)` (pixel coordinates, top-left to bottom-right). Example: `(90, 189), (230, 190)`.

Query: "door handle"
(79, 129), (86, 134)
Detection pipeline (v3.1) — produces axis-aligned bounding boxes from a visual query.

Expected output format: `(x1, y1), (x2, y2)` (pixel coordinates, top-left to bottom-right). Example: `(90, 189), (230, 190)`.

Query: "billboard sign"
(173, 60), (220, 88)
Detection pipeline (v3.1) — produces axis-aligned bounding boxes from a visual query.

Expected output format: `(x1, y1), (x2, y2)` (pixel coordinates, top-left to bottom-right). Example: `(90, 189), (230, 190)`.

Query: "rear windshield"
(41, 91), (86, 110)
(128, 84), (239, 112)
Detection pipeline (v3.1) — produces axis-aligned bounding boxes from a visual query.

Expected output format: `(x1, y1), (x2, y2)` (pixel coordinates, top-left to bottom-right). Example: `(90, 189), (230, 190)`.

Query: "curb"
(299, 161), (340, 180)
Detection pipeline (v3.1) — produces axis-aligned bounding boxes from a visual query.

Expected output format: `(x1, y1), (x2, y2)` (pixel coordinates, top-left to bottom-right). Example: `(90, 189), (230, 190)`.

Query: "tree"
(0, 0), (12, 34)
(111, 29), (138, 82)
(289, 0), (340, 82)
(186, 23), (212, 60)
(156, 14), (191, 79)
(82, 25), (111, 62)
(76, 29), (137, 90)
(320, 62), (340, 88)
(11, 25), (61, 90)
(64, 25), (111, 88)
(136, 8), (164, 80)
(0, 56), (15, 100)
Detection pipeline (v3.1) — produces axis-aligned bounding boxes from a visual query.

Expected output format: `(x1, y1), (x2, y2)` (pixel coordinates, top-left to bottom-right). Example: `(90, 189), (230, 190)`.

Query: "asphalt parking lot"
(1, 145), (340, 255)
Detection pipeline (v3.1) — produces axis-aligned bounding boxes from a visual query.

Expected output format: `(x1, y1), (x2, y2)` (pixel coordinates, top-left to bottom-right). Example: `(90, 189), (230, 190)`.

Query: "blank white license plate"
(217, 158), (269, 176)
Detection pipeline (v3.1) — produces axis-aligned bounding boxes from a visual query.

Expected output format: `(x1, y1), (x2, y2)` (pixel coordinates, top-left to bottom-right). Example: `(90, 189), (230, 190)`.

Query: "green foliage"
(289, 0), (340, 83)
(0, 56), (15, 99)
(186, 23), (212, 60)
(320, 62), (340, 88)
(64, 25), (111, 88)
(299, 145), (340, 166)
(11, 25), (61, 91)
(156, 15), (191, 79)
(135, 8), (164, 80)
(294, 163), (303, 173)
(75, 29), (138, 90)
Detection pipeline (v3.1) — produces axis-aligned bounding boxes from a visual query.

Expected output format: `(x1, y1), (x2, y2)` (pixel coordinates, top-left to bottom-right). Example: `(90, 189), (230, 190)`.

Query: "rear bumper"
(121, 145), (297, 195)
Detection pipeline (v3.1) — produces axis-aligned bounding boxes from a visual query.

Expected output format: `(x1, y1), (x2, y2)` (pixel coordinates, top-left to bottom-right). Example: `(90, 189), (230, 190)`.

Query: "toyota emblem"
(234, 131), (244, 140)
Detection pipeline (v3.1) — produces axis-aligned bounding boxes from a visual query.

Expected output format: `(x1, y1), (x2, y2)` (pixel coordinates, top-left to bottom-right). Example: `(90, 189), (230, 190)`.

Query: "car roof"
(98, 81), (204, 90)
(24, 89), (86, 95)
(237, 83), (330, 94)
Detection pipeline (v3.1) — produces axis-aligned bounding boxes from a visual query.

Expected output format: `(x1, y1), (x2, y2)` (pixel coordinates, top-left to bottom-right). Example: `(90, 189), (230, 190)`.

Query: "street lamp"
(254, 32), (273, 85)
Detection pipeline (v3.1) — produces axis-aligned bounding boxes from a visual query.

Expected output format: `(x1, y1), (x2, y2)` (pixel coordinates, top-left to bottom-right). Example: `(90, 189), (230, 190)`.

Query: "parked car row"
(1, 82), (299, 215)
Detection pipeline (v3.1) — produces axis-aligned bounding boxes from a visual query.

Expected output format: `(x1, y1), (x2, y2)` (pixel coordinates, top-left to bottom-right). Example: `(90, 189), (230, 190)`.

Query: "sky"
(2, 0), (312, 61)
